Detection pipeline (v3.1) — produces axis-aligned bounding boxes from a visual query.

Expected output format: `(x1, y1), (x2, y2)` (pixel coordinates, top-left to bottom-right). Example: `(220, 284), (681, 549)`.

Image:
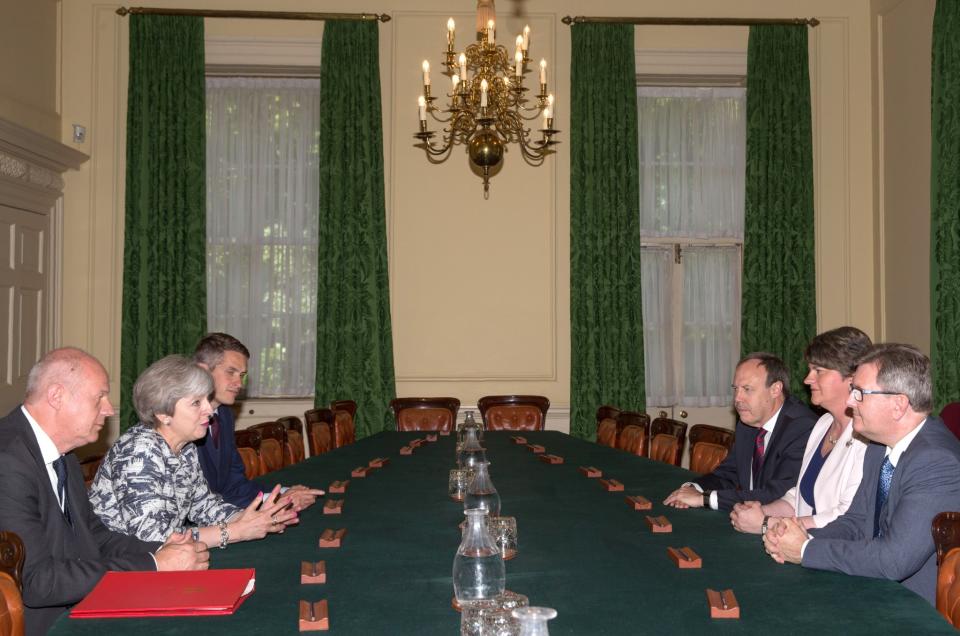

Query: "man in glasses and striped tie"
(764, 343), (960, 605)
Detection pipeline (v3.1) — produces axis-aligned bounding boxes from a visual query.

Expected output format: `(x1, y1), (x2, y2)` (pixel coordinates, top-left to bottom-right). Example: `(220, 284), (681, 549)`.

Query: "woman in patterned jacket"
(90, 355), (296, 545)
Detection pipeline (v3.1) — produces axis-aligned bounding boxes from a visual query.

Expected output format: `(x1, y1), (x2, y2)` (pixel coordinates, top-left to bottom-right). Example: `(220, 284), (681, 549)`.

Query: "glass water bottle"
(453, 508), (505, 603)
(458, 425), (487, 470)
(512, 607), (558, 636)
(464, 460), (500, 518)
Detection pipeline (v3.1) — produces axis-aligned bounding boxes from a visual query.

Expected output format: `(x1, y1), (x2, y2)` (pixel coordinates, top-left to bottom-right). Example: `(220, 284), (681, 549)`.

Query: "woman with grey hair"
(90, 355), (295, 545)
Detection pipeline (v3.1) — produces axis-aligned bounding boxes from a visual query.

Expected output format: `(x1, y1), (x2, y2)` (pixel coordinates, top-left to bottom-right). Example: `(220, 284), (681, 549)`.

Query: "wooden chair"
(477, 395), (549, 431)
(330, 400), (358, 448)
(0, 531), (24, 636)
(78, 453), (104, 489)
(688, 424), (735, 474)
(595, 405), (621, 447)
(936, 512), (960, 625)
(304, 408), (334, 456)
(390, 397), (460, 433)
(649, 417), (688, 466)
(234, 429), (264, 479)
(277, 416), (305, 463)
(247, 421), (285, 473)
(616, 411), (650, 456)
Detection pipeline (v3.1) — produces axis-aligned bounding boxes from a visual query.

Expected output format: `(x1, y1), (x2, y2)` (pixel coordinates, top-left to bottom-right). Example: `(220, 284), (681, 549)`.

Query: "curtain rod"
(115, 7), (391, 22)
(562, 16), (819, 27)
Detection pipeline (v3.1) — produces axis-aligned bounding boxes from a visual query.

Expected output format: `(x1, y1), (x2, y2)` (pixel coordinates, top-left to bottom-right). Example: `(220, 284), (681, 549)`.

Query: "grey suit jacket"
(0, 407), (160, 635)
(804, 417), (960, 604)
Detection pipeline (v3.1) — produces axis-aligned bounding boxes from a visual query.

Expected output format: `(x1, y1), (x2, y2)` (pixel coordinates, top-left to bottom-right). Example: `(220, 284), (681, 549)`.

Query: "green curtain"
(314, 20), (396, 438)
(570, 24), (645, 440)
(932, 0), (960, 411)
(120, 15), (206, 431)
(741, 25), (816, 398)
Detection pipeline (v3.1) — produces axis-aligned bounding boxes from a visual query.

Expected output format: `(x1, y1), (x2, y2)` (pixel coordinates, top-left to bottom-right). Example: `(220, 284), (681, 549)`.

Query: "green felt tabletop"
(51, 430), (954, 635)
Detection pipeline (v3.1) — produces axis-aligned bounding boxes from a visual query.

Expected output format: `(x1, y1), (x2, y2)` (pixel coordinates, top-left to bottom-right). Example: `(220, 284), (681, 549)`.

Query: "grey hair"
(132, 355), (213, 427)
(25, 347), (101, 403)
(857, 343), (932, 414)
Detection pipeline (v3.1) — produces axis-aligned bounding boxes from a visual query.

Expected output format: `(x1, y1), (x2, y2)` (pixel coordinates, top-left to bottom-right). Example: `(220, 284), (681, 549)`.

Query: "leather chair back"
(690, 441), (729, 474)
(938, 547), (960, 626)
(304, 408), (335, 456)
(933, 511), (960, 566)
(617, 424), (648, 456)
(277, 416), (305, 463)
(596, 417), (618, 447)
(478, 395), (549, 431)
(650, 433), (680, 465)
(0, 572), (22, 636)
(234, 429), (264, 479)
(650, 417), (687, 466)
(79, 453), (104, 489)
(391, 397), (460, 433)
(0, 532), (24, 591)
(248, 421), (285, 473)
(330, 400), (358, 447)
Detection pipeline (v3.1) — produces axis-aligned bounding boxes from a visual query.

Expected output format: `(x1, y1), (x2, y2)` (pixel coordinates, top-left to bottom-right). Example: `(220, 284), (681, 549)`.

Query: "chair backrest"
(689, 442), (729, 474)
(248, 421), (285, 472)
(938, 547), (960, 626)
(0, 532), (25, 591)
(933, 512), (960, 566)
(477, 395), (549, 431)
(390, 397), (460, 433)
(649, 433), (680, 465)
(236, 447), (262, 480)
(304, 408), (335, 456)
(941, 403), (960, 442)
(649, 417), (687, 466)
(0, 572), (22, 636)
(277, 416), (305, 463)
(688, 424), (735, 452)
(596, 418), (618, 447)
(79, 453), (104, 489)
(330, 400), (358, 447)
(617, 423), (648, 456)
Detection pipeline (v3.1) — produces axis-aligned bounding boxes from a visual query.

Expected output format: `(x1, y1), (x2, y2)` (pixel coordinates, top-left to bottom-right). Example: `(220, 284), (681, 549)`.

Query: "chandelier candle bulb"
(487, 20), (495, 44)
(447, 17), (455, 49)
(515, 51), (523, 78)
(539, 59), (547, 85)
(418, 96), (426, 122)
(480, 79), (488, 108)
(542, 108), (551, 130)
(422, 60), (430, 86)
(459, 53), (467, 81)
(522, 25), (530, 51)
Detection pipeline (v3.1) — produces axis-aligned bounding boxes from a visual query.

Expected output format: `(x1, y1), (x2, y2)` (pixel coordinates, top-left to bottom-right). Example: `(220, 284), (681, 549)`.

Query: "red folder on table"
(71, 568), (255, 618)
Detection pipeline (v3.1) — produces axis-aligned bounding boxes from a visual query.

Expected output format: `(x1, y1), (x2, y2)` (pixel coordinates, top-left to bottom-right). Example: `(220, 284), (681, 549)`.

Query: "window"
(638, 85), (746, 407)
(205, 77), (320, 397)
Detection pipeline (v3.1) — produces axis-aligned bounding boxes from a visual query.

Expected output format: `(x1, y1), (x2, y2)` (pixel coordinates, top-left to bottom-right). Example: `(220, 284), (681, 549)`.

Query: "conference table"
(52, 431), (953, 634)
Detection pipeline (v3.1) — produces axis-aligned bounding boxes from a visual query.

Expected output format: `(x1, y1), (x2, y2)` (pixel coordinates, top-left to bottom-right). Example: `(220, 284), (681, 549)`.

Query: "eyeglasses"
(849, 383), (902, 402)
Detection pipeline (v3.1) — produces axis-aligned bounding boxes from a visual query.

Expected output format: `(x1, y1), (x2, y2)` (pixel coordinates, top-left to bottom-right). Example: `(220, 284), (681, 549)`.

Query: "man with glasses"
(764, 343), (960, 605)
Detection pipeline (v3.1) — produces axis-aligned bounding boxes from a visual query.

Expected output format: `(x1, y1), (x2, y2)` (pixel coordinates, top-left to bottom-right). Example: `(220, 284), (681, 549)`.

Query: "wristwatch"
(761, 516), (771, 536)
(702, 491), (711, 508)
(190, 526), (200, 542)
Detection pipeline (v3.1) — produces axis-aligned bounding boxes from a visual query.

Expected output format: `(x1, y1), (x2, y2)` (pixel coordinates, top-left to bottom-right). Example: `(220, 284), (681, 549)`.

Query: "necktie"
(752, 429), (766, 485)
(210, 413), (220, 449)
(52, 455), (73, 526)
(874, 456), (895, 538)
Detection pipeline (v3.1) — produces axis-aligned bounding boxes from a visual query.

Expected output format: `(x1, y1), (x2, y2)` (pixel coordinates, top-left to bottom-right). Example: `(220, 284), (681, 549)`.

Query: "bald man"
(0, 348), (209, 636)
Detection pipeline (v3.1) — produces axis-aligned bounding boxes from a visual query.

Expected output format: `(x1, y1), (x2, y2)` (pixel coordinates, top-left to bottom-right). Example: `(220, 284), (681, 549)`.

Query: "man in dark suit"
(765, 343), (960, 605)
(0, 347), (209, 635)
(193, 333), (322, 510)
(664, 352), (817, 512)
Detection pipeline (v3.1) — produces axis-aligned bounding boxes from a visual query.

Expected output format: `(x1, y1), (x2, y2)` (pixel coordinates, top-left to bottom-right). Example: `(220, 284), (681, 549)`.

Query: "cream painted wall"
(57, 0), (880, 443)
(874, 0), (934, 351)
(0, 0), (60, 138)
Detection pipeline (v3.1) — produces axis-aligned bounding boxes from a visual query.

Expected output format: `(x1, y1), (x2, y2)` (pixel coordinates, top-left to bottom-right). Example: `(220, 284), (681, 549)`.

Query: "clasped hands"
(761, 516), (807, 565)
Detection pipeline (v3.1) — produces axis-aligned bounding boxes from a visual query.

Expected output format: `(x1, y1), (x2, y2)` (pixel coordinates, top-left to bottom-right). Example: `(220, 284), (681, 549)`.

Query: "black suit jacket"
(694, 395), (817, 511)
(196, 404), (262, 508)
(0, 407), (160, 636)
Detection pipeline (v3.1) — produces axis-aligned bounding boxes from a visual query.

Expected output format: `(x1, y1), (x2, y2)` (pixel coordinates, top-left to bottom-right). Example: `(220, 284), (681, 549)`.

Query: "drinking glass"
(488, 516), (518, 560)
(449, 468), (475, 502)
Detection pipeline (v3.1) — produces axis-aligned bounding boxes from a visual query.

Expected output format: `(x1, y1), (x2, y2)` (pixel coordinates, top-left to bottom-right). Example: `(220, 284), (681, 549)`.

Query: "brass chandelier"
(414, 0), (560, 198)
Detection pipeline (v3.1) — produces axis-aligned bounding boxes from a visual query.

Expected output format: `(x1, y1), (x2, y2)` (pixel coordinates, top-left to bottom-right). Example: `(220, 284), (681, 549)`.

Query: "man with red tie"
(663, 352), (816, 511)
(193, 333), (322, 510)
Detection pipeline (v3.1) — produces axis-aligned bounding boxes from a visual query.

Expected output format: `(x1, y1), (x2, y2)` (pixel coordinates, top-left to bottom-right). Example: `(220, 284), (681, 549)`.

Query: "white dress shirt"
(22, 405), (65, 512)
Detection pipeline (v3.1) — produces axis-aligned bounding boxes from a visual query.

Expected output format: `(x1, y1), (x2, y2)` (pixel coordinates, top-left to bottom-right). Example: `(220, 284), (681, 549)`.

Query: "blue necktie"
(52, 455), (73, 526)
(873, 456), (894, 538)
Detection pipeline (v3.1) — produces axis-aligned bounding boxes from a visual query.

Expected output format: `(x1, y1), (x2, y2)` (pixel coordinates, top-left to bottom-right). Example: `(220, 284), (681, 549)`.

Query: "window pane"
(638, 87), (745, 239)
(641, 247), (675, 406)
(206, 77), (320, 397)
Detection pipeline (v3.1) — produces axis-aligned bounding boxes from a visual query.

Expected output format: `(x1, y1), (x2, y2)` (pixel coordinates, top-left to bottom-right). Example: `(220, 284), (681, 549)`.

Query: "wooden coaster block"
(298, 599), (329, 631)
(351, 466), (370, 478)
(511, 436), (528, 445)
(399, 446), (413, 455)
(578, 466), (602, 478)
(426, 433), (438, 442)
(706, 589), (740, 619)
(318, 528), (346, 548)
(645, 515), (672, 533)
(409, 438), (424, 448)
(300, 561), (326, 584)
(328, 480), (349, 494)
(526, 444), (545, 454)
(539, 454), (564, 464)
(323, 499), (343, 515)
(625, 495), (652, 510)
(599, 478), (624, 492)
(368, 457), (390, 468)
(667, 546), (702, 568)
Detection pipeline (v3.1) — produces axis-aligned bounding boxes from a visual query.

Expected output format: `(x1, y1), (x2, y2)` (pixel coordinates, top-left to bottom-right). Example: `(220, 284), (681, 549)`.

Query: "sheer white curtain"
(206, 77), (320, 397)
(638, 86), (745, 406)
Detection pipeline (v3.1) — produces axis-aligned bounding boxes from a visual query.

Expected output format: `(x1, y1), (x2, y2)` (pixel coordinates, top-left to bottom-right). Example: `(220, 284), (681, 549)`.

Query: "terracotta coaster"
(368, 457), (390, 468)
(399, 446), (413, 455)
(351, 466), (370, 478)
(667, 546), (702, 568)
(578, 466), (602, 478)
(426, 434), (438, 442)
(511, 436), (528, 445)
(625, 495), (652, 510)
(526, 444), (545, 454)
(300, 561), (326, 584)
(599, 478), (624, 492)
(645, 515), (672, 533)
(318, 528), (346, 548)
(323, 499), (343, 515)
(539, 454), (564, 464)
(328, 480), (349, 494)
(298, 599), (329, 631)
(706, 589), (740, 619)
